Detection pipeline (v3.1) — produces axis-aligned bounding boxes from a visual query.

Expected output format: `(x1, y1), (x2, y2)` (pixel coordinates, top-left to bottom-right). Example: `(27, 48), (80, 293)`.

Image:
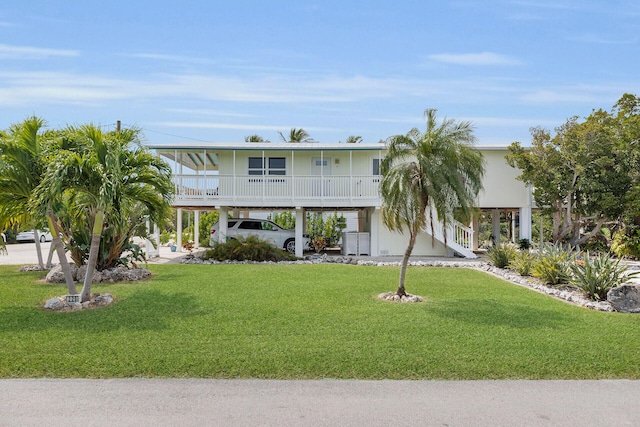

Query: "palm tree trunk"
(46, 245), (54, 269)
(48, 212), (77, 295)
(397, 231), (417, 297)
(33, 230), (45, 269)
(80, 209), (104, 303)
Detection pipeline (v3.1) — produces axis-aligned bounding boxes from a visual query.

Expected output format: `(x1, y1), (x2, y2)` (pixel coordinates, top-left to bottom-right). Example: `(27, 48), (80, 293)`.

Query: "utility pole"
(116, 120), (121, 133)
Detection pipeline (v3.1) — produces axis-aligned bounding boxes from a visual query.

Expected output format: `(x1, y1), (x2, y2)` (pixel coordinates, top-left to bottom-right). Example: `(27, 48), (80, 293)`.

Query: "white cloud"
(428, 52), (521, 66)
(126, 52), (217, 65)
(149, 121), (339, 133)
(0, 44), (78, 59)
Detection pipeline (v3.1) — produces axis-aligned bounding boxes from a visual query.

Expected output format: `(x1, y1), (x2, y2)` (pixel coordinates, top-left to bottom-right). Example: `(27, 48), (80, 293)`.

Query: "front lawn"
(0, 264), (638, 379)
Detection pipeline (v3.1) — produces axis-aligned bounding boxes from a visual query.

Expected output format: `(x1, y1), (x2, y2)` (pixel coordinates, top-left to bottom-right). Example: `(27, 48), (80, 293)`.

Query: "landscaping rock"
(76, 266), (104, 283)
(45, 265), (151, 284)
(45, 264), (79, 283)
(44, 296), (64, 310)
(607, 284), (640, 313)
(378, 292), (424, 303)
(44, 293), (114, 312)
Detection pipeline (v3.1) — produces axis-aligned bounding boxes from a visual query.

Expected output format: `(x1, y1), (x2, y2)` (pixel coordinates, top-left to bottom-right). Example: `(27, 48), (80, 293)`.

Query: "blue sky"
(1, 1), (639, 145)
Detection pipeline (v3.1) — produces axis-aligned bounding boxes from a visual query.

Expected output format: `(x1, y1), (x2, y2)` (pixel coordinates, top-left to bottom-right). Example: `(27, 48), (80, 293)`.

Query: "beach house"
(148, 142), (532, 258)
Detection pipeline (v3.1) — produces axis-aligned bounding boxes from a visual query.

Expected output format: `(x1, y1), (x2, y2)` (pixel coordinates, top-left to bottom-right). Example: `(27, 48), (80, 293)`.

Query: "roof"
(147, 142), (387, 151)
(147, 142), (515, 152)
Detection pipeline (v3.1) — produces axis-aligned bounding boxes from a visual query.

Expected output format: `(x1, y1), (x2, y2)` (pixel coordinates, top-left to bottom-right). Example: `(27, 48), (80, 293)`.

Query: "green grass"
(1, 264), (639, 379)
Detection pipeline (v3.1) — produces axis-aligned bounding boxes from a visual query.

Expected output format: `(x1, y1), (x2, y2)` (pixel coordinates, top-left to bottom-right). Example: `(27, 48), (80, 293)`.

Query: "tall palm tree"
(380, 109), (485, 297)
(342, 135), (363, 144)
(278, 128), (313, 143)
(37, 125), (174, 302)
(244, 135), (269, 143)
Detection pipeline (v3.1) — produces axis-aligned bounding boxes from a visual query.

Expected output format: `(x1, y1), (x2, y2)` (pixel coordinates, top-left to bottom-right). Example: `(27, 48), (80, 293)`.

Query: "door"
(311, 157), (332, 197)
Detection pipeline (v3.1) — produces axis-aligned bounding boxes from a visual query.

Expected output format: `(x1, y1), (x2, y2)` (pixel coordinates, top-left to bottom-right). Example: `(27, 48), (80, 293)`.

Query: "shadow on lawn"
(0, 289), (210, 333)
(429, 298), (574, 329)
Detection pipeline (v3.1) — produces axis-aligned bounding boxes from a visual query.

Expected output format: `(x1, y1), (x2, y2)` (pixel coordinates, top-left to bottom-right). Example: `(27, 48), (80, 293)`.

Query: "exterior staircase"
(424, 213), (477, 259)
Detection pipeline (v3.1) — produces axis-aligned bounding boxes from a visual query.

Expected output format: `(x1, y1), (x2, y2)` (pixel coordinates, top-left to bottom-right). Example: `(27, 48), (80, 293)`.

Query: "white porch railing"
(426, 213), (477, 259)
(172, 174), (381, 206)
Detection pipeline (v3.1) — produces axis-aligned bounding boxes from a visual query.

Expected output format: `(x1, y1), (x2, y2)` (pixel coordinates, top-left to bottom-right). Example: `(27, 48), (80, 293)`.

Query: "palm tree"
(244, 135), (269, 143)
(278, 128), (314, 143)
(380, 109), (485, 297)
(342, 135), (363, 144)
(0, 117), (50, 270)
(37, 125), (174, 302)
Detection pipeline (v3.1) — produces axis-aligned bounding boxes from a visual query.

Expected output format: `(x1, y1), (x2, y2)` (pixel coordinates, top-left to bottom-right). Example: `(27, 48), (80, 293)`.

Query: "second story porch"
(150, 142), (386, 208)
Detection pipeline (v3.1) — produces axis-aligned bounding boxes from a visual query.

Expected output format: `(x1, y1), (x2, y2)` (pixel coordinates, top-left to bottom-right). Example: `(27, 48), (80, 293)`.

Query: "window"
(248, 157), (264, 175)
(372, 158), (381, 175)
(239, 220), (261, 230)
(248, 157), (286, 176)
(268, 157), (286, 175)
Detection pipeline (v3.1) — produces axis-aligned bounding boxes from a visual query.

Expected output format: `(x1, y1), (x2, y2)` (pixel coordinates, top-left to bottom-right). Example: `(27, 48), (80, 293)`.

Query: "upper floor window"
(248, 157), (264, 175)
(248, 157), (286, 175)
(372, 158), (381, 176)
(268, 157), (286, 175)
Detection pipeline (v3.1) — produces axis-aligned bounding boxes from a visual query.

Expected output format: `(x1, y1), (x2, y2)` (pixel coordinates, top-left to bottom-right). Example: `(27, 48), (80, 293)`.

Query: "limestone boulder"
(607, 284), (640, 313)
(45, 264), (79, 283)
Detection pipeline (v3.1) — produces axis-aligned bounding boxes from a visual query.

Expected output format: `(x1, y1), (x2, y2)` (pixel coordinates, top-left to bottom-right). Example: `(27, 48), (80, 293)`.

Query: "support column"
(218, 207), (229, 244)
(295, 207), (304, 258)
(492, 209), (501, 246)
(176, 208), (183, 252)
(194, 210), (200, 248)
(370, 207), (380, 256)
(519, 206), (532, 242)
(471, 214), (480, 251)
(511, 212), (517, 243)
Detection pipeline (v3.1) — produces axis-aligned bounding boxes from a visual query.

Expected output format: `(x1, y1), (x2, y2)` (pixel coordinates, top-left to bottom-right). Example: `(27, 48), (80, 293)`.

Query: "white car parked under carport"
(15, 229), (53, 243)
(209, 218), (311, 253)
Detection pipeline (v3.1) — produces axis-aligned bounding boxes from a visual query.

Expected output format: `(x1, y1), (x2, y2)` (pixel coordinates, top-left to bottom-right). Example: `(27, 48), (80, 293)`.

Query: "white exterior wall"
(477, 149), (530, 208)
(377, 227), (449, 257)
(216, 149), (382, 176)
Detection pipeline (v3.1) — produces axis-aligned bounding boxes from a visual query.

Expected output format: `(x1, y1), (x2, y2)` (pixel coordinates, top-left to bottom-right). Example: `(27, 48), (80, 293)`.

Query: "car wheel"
(40, 235), (46, 243)
(284, 239), (296, 254)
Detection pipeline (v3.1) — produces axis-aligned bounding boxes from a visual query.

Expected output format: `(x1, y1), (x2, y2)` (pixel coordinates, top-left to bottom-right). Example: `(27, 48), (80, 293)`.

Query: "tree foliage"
(380, 109), (485, 296)
(278, 128), (314, 143)
(506, 94), (640, 247)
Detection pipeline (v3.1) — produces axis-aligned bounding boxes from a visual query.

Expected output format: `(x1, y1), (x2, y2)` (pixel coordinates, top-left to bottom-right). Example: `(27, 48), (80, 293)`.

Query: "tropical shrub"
(269, 211), (296, 230)
(306, 212), (325, 243)
(323, 212), (347, 246)
(518, 238), (531, 250)
(509, 250), (536, 276)
(198, 211), (221, 246)
(487, 243), (517, 268)
(570, 252), (639, 300)
(204, 235), (296, 262)
(610, 227), (640, 259)
(532, 244), (574, 286)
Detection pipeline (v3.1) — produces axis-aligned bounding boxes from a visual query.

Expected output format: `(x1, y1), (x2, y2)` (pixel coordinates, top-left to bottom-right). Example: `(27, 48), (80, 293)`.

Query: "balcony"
(172, 174), (382, 208)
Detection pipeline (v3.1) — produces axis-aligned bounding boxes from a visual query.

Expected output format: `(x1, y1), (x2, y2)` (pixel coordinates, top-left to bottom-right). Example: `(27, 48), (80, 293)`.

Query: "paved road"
(0, 241), (187, 266)
(1, 379), (639, 426)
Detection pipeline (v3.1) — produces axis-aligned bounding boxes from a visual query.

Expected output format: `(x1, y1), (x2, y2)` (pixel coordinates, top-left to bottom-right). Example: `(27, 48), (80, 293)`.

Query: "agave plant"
(570, 252), (639, 300)
(532, 244), (574, 285)
(487, 243), (517, 269)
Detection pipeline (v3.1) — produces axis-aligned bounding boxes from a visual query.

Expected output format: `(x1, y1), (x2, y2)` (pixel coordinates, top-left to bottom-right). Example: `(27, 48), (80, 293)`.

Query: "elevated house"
(148, 142), (532, 258)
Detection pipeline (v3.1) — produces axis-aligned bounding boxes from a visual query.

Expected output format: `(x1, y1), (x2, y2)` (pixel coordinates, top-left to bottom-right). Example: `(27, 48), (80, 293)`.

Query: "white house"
(148, 142), (532, 258)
